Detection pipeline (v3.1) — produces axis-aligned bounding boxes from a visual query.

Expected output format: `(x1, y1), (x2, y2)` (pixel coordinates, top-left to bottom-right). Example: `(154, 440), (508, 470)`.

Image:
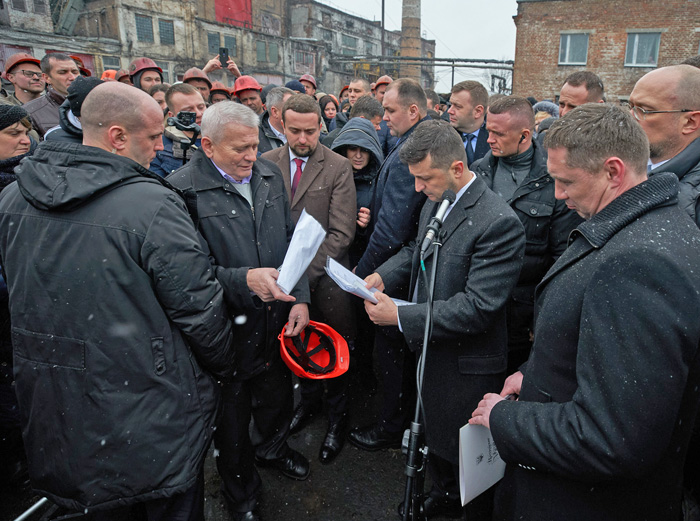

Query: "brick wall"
(512, 0), (700, 102)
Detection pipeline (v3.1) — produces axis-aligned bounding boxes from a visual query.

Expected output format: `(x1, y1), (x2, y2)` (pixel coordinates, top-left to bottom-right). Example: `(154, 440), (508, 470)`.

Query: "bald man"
(471, 96), (582, 372)
(630, 64), (700, 226)
(0, 82), (234, 518)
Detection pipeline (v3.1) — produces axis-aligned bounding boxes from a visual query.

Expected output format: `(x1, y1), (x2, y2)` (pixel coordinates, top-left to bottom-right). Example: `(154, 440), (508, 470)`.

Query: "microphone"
(420, 189), (456, 257)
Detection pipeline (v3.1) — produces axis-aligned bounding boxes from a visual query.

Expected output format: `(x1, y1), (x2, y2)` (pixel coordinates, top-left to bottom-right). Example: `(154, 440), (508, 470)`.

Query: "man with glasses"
(629, 64), (700, 226)
(1, 53), (45, 106)
(23, 53), (80, 139)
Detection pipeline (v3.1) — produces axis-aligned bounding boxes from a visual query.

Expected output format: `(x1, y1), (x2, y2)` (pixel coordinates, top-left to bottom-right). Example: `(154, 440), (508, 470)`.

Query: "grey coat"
(377, 175), (525, 462)
(0, 141), (234, 512)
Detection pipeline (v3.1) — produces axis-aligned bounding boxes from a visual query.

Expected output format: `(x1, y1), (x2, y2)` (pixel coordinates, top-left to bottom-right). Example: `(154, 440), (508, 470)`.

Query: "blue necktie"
(463, 133), (476, 165)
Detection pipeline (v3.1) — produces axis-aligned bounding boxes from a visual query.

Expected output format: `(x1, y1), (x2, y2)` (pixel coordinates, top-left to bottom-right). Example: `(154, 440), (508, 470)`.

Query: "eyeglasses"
(625, 102), (694, 121)
(16, 70), (42, 79)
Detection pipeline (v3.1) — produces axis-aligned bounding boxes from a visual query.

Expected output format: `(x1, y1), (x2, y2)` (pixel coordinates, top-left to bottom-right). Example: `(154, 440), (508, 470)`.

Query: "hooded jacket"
(150, 126), (200, 178)
(331, 118), (384, 264)
(43, 100), (82, 144)
(0, 141), (234, 512)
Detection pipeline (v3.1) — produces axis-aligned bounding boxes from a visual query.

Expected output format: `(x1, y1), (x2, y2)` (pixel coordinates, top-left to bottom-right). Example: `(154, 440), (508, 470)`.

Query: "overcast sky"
(316, 0), (520, 93)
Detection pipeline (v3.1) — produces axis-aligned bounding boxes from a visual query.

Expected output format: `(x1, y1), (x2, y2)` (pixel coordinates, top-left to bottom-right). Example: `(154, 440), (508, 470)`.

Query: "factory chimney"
(399, 0), (421, 81)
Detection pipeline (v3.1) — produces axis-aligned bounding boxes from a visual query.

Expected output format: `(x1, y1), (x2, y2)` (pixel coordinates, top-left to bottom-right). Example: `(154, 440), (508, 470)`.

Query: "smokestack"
(400, 0), (421, 81)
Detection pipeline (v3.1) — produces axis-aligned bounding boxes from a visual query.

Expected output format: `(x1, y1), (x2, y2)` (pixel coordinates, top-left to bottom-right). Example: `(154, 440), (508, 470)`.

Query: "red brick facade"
(512, 0), (700, 102)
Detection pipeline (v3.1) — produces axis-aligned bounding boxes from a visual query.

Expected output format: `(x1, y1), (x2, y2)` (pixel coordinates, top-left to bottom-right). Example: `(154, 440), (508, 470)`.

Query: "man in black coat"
(350, 79), (429, 451)
(471, 104), (700, 521)
(364, 120), (525, 519)
(471, 96), (582, 372)
(446, 80), (490, 167)
(0, 82), (235, 518)
(257, 87), (293, 155)
(168, 101), (310, 521)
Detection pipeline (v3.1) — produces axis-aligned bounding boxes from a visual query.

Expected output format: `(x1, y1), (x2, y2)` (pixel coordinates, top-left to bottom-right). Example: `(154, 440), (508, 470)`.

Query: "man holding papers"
(168, 101), (310, 521)
(470, 104), (700, 521)
(363, 120), (525, 520)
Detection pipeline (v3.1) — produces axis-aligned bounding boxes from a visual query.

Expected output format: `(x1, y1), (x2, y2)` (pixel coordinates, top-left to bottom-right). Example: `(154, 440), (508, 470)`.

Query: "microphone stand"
(401, 225), (444, 521)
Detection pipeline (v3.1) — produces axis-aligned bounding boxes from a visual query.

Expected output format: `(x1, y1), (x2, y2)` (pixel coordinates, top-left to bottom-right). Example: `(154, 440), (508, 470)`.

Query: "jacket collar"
(189, 148), (274, 193)
(46, 86), (66, 106)
(650, 136), (700, 181)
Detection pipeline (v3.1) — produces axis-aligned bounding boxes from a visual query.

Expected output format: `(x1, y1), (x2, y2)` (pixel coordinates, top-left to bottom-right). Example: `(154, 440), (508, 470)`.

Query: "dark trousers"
(298, 276), (355, 423)
(428, 453), (494, 521)
(64, 471), (205, 521)
(214, 360), (293, 513)
(376, 326), (416, 433)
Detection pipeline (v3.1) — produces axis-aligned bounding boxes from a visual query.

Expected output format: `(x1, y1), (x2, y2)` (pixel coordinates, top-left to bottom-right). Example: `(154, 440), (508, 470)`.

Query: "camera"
(174, 111), (196, 127)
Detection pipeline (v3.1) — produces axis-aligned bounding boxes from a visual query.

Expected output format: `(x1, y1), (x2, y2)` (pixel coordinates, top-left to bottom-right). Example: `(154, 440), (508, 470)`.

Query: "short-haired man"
(364, 119), (525, 519)
(448, 80), (490, 166)
(258, 86), (294, 155)
(471, 96), (582, 372)
(321, 94), (384, 148)
(0, 81), (235, 518)
(630, 64), (700, 226)
(347, 78), (370, 107)
(471, 103), (700, 521)
(262, 94), (357, 464)
(168, 101), (311, 521)
(558, 70), (605, 117)
(424, 88), (441, 114)
(233, 76), (265, 115)
(1, 53), (45, 106)
(350, 78), (431, 451)
(23, 53), (80, 139)
(150, 83), (206, 177)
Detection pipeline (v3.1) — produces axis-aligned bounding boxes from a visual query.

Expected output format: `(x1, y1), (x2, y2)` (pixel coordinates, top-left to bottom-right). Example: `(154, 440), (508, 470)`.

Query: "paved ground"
(2, 372), (454, 521)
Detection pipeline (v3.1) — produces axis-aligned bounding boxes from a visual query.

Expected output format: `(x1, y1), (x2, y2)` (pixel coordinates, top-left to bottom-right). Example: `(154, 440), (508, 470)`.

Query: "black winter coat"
(44, 101), (82, 144)
(257, 111), (285, 156)
(471, 139), (582, 347)
(0, 141), (235, 512)
(490, 173), (700, 521)
(168, 149), (310, 380)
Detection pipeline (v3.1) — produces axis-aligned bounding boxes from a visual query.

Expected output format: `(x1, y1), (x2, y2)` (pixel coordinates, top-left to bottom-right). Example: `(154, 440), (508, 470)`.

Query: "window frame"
(158, 19), (175, 46)
(135, 14), (154, 43)
(558, 33), (589, 66)
(207, 32), (220, 56)
(625, 32), (661, 67)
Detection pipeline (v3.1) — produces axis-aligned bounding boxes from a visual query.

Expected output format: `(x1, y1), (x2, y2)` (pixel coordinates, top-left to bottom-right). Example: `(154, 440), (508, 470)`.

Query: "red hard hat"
(210, 81), (231, 97)
(375, 75), (393, 88)
(279, 321), (349, 380)
(70, 55), (91, 77)
(233, 75), (262, 96)
(299, 74), (316, 88)
(128, 57), (163, 78)
(183, 67), (212, 88)
(339, 85), (349, 96)
(101, 69), (117, 81)
(114, 69), (131, 83)
(4, 53), (40, 74)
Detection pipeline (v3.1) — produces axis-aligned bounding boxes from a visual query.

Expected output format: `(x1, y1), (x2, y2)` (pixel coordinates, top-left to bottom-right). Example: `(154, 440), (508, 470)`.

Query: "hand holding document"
(276, 209), (326, 294)
(325, 257), (379, 303)
(459, 424), (506, 506)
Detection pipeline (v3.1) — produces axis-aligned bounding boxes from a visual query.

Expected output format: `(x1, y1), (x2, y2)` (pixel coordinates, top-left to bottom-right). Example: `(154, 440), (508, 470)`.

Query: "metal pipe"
(13, 498), (49, 521)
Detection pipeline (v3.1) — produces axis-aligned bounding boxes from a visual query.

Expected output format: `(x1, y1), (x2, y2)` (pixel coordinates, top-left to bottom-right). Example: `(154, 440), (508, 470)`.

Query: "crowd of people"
(1, 48), (700, 521)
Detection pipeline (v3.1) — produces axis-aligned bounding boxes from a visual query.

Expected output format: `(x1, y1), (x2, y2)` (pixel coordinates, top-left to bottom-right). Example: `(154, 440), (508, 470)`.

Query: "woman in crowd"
(319, 94), (339, 132)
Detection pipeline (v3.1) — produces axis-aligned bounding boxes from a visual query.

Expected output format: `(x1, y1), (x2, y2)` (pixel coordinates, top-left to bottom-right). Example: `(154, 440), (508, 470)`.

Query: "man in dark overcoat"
(471, 104), (700, 521)
(364, 119), (525, 519)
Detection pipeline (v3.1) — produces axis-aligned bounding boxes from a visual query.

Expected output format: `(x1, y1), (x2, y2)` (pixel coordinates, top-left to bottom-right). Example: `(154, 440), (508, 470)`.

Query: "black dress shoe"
(289, 401), (322, 434)
(255, 449), (310, 480)
(231, 510), (261, 521)
(348, 423), (402, 451)
(319, 416), (348, 464)
(398, 494), (463, 519)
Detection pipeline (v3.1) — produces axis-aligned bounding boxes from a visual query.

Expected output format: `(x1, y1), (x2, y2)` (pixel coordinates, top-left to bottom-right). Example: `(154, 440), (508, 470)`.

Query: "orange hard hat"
(128, 57), (162, 78)
(375, 75), (393, 88)
(233, 75), (262, 96)
(70, 55), (91, 77)
(183, 67), (212, 89)
(339, 85), (349, 97)
(279, 321), (349, 379)
(299, 74), (317, 88)
(100, 69), (117, 81)
(4, 53), (40, 74)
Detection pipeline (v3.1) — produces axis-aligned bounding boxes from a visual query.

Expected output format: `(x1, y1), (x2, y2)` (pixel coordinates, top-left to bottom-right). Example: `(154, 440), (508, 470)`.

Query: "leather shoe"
(319, 416), (348, 464)
(255, 449), (310, 480)
(289, 401), (322, 434)
(231, 510), (260, 521)
(398, 494), (462, 519)
(348, 422), (402, 451)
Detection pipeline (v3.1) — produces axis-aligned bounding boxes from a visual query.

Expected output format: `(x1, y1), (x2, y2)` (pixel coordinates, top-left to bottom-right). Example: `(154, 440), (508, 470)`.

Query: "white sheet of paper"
(324, 257), (379, 303)
(459, 424), (506, 506)
(276, 209), (326, 294)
